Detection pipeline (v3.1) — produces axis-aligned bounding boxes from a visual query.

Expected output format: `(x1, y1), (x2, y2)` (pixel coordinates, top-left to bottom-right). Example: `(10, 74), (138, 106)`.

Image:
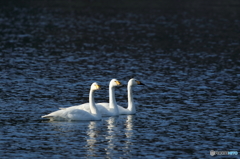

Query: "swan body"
(42, 82), (101, 121)
(69, 79), (122, 116)
(117, 78), (144, 115)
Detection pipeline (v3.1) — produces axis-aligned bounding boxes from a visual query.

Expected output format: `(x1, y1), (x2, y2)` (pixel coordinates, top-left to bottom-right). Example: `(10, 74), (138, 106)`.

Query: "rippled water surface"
(1, 3), (240, 158)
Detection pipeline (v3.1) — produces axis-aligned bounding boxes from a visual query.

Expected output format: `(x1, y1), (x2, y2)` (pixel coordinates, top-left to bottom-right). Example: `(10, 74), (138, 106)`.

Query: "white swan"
(74, 79), (122, 116)
(117, 78), (144, 115)
(96, 79), (122, 116)
(74, 78), (144, 116)
(41, 82), (102, 121)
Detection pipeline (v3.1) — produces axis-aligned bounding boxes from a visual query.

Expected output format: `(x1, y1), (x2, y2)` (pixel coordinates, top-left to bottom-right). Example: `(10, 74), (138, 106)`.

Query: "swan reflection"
(124, 115), (134, 157)
(44, 115), (135, 158)
(105, 116), (119, 157)
(105, 115), (135, 158)
(125, 115), (134, 139)
(46, 121), (101, 158)
(86, 121), (99, 158)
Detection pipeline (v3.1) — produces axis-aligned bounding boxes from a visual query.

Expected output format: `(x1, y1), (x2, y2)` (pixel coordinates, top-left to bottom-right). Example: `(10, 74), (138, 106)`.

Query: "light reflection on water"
(105, 117), (119, 158)
(1, 5), (240, 158)
(86, 121), (98, 157)
(45, 116), (135, 158)
(124, 115), (134, 158)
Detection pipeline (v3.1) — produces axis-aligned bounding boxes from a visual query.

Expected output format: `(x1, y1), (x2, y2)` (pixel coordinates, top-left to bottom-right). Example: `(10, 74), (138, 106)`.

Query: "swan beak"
(115, 81), (121, 86)
(96, 85), (101, 90)
(137, 81), (145, 85)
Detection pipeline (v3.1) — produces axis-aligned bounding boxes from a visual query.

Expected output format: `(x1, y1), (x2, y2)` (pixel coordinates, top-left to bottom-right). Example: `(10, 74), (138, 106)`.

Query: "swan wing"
(73, 102), (111, 116)
(58, 103), (90, 111)
(96, 103), (112, 116)
(42, 106), (99, 121)
(117, 105), (130, 114)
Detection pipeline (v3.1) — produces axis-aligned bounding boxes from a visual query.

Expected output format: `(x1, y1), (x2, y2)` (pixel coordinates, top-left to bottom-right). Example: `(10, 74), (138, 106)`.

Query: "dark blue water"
(0, 4), (240, 158)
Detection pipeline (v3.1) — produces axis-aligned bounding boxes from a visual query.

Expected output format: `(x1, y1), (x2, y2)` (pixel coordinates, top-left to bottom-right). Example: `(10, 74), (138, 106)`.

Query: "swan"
(117, 78), (144, 115)
(41, 82), (102, 121)
(74, 78), (144, 116)
(69, 79), (122, 116)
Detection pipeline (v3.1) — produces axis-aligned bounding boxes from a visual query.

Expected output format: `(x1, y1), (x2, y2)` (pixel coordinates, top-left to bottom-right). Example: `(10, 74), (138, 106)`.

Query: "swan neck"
(89, 90), (100, 116)
(109, 86), (116, 107)
(109, 86), (119, 114)
(127, 84), (136, 113)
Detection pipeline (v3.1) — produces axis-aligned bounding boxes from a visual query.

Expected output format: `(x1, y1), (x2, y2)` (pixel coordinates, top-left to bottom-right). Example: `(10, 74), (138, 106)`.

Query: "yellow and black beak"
(136, 80), (145, 85)
(96, 84), (101, 90)
(115, 81), (121, 86)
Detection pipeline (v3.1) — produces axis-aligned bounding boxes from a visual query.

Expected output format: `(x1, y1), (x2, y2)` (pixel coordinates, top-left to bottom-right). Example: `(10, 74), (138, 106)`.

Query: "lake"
(0, 1), (240, 158)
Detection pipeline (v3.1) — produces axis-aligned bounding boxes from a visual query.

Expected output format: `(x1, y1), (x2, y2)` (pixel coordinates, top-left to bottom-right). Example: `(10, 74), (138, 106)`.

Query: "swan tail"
(41, 115), (54, 119)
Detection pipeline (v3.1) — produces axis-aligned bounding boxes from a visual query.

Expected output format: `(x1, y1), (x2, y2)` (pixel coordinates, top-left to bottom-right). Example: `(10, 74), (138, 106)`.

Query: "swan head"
(91, 82), (101, 91)
(128, 78), (145, 86)
(109, 79), (122, 87)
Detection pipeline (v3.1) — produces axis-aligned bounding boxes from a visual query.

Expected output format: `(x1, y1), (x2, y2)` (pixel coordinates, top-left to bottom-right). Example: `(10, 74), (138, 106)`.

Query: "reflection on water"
(1, 4), (239, 158)
(43, 116), (135, 158)
(86, 121), (99, 158)
(125, 115), (134, 138)
(124, 115), (134, 158)
(105, 116), (135, 158)
(105, 117), (119, 157)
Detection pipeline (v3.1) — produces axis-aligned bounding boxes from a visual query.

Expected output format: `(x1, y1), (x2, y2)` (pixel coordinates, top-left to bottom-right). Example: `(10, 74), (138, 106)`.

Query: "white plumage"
(42, 82), (101, 121)
(74, 78), (144, 116)
(117, 78), (144, 115)
(73, 79), (122, 116)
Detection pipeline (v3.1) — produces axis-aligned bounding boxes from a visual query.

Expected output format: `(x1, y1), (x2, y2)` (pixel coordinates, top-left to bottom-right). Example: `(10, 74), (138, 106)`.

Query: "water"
(1, 3), (240, 158)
